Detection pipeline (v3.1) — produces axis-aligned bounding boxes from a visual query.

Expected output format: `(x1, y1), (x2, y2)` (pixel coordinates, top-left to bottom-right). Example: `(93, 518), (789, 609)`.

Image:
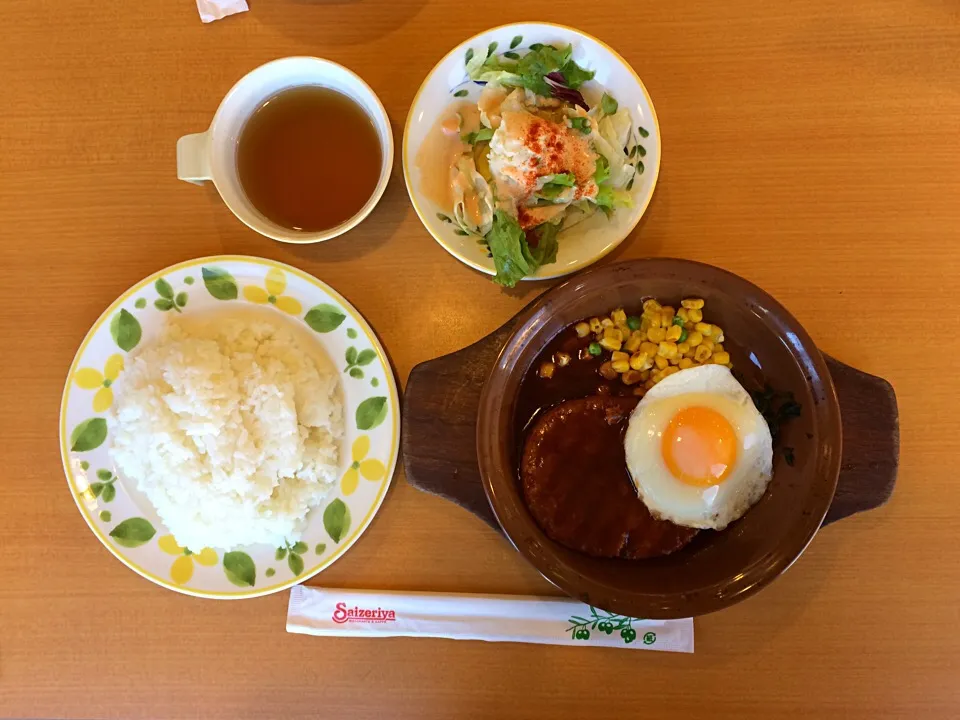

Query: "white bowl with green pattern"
(60, 256), (400, 598)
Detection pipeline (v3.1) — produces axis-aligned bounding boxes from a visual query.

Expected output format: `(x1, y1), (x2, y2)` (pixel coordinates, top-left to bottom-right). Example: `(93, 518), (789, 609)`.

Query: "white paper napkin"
(287, 586), (694, 652)
(196, 0), (248, 23)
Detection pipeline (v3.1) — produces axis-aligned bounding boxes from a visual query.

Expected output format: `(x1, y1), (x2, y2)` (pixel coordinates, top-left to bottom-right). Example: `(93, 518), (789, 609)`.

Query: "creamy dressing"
(415, 102), (481, 215)
(478, 85), (509, 128)
(453, 168), (484, 227)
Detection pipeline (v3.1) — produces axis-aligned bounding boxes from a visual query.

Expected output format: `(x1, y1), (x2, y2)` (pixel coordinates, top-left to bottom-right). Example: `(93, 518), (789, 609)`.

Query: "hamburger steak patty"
(520, 395), (699, 559)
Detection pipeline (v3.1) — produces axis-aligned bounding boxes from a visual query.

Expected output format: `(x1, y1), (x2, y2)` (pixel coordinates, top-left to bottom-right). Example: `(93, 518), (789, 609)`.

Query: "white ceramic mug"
(177, 56), (393, 244)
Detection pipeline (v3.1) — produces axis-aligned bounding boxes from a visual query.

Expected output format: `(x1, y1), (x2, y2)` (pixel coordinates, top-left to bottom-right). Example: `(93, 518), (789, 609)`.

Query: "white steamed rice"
(108, 313), (343, 551)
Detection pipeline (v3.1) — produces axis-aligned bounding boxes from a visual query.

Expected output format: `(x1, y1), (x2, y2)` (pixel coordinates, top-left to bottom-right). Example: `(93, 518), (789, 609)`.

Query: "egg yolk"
(661, 406), (738, 487)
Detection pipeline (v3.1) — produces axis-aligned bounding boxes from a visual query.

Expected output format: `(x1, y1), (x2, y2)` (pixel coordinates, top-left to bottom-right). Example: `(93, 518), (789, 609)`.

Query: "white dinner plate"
(59, 256), (399, 599)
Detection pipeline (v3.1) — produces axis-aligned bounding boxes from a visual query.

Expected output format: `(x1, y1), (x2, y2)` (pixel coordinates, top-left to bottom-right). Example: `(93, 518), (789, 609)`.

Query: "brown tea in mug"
(236, 86), (382, 232)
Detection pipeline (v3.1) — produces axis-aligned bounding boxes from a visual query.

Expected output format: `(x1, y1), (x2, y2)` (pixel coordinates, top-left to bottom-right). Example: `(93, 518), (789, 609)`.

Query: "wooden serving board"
(402, 314), (899, 531)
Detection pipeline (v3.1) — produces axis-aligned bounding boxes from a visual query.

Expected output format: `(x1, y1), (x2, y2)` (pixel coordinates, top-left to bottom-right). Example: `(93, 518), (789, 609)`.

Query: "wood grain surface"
(1, 1), (958, 718)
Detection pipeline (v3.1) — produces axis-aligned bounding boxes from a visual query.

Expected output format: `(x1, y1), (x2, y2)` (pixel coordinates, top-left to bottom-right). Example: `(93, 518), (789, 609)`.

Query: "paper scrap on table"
(196, 0), (248, 23)
(287, 586), (694, 653)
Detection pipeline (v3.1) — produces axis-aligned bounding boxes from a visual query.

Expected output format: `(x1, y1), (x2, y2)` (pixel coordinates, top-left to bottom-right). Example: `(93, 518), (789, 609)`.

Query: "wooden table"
(2, 1), (958, 717)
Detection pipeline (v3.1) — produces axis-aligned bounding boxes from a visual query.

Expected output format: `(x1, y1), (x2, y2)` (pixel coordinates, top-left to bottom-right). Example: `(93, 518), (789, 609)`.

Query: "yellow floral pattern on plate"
(341, 435), (386, 495)
(242, 268), (302, 315)
(74, 353), (124, 412)
(158, 535), (218, 585)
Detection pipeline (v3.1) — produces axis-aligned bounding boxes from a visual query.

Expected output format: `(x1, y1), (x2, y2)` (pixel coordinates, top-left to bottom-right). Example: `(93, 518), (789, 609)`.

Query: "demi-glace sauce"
(515, 320), (699, 559)
(237, 86), (381, 232)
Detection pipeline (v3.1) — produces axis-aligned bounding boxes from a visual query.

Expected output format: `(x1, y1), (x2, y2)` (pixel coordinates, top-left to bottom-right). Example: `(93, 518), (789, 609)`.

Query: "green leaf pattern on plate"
(110, 309), (141, 352)
(202, 267), (239, 301)
(223, 551), (256, 587)
(323, 499), (351, 543)
(109, 518), (156, 548)
(71, 418), (107, 452)
(305, 303), (346, 333)
(344, 346), (378, 380)
(356, 396), (388, 430)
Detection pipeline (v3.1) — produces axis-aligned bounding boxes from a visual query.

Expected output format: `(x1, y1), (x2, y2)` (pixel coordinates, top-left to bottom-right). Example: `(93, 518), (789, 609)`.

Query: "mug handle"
(177, 131), (213, 185)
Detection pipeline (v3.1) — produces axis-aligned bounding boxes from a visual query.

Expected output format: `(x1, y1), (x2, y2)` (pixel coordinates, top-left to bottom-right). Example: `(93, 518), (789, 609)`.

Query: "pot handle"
(402, 322), (899, 531)
(820, 356), (899, 524)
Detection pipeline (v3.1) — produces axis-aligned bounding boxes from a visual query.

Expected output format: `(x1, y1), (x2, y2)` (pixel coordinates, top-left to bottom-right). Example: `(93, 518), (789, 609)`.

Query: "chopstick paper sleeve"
(287, 585), (693, 653)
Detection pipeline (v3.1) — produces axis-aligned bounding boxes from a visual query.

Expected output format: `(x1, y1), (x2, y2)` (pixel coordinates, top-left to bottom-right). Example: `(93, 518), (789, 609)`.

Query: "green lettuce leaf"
(486, 211), (531, 287)
(515, 45), (572, 96)
(600, 92), (619, 116)
(560, 59), (595, 89)
(594, 155), (610, 185)
(542, 172), (575, 187)
(484, 211), (559, 287)
(595, 185), (634, 210)
(524, 222), (560, 267)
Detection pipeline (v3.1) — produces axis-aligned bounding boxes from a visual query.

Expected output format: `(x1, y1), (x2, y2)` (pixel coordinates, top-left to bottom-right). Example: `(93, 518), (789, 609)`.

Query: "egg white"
(624, 365), (773, 530)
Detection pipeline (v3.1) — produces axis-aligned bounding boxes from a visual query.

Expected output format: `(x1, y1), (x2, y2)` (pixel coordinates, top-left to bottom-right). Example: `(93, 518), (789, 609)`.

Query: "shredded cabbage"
(453, 157), (494, 235)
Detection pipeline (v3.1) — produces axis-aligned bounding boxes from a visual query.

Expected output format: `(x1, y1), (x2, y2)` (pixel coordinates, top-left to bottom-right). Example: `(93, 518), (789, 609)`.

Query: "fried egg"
(624, 364), (773, 530)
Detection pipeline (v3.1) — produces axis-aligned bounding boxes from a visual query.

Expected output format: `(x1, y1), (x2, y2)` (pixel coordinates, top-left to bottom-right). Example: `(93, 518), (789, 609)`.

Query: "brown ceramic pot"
(476, 259), (843, 618)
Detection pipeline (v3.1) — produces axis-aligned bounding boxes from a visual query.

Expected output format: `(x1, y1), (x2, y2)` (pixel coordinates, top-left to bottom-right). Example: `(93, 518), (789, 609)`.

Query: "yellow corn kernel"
(632, 386), (647, 397)
(713, 351), (731, 365)
(611, 351), (629, 363)
(601, 317), (614, 328)
(712, 326), (724, 342)
(623, 331), (643, 353)
(555, 351), (572, 367)
(639, 316), (653, 332)
(640, 341), (659, 356)
(575, 322), (590, 338)
(616, 324), (631, 340)
(599, 336), (622, 352)
(599, 361), (618, 380)
(681, 298), (705, 310)
(611, 359), (630, 373)
(654, 355), (669, 370)
(539, 362), (555, 378)
(589, 317), (602, 333)
(647, 326), (666, 343)
(645, 378), (657, 389)
(621, 370), (644, 386)
(700, 339), (715, 353)
(643, 299), (662, 313)
(661, 306), (675, 317)
(629, 352), (649, 371)
(665, 325), (683, 342)
(695, 322), (712, 336)
(661, 310), (675, 327)
(646, 314), (661, 329)
(662, 366), (680, 377)
(687, 331), (703, 347)
(676, 308), (689, 322)
(688, 308), (703, 324)
(640, 370), (651, 381)
(713, 343), (724, 354)
(612, 308), (627, 325)
(678, 357), (694, 369)
(658, 341), (678, 358)
(677, 341), (690, 355)
(694, 345), (713, 363)
(604, 327), (623, 343)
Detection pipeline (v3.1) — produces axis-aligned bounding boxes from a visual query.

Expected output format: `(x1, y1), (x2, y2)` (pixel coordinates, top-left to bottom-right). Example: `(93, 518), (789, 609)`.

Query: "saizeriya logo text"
(332, 602), (397, 624)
